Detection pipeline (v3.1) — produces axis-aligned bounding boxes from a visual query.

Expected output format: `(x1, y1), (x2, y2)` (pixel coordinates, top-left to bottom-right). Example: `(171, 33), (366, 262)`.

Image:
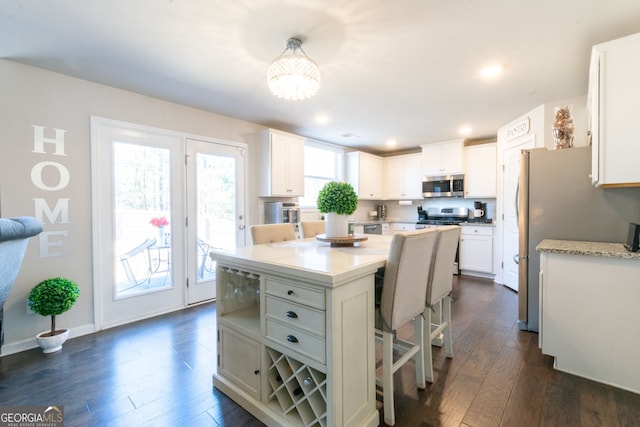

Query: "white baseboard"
(1, 323), (96, 357)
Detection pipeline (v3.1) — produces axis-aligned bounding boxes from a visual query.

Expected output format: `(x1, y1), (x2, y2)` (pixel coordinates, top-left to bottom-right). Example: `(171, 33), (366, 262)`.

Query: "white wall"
(0, 60), (264, 354)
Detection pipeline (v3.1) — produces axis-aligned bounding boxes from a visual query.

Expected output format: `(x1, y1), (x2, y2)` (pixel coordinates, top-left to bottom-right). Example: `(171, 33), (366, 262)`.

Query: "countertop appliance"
(517, 147), (640, 332)
(422, 174), (464, 198)
(264, 201), (300, 225)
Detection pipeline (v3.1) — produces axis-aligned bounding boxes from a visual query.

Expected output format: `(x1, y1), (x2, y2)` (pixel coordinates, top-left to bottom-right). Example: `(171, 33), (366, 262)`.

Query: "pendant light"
(267, 38), (321, 101)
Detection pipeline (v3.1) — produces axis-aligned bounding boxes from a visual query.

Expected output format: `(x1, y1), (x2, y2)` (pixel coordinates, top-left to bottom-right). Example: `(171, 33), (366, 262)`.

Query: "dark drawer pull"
(254, 370), (260, 375)
(286, 311), (298, 319)
(287, 335), (299, 343)
(287, 290), (294, 295)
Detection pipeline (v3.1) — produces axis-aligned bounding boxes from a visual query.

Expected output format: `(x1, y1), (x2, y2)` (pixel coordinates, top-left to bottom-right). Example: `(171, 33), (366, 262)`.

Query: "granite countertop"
(537, 239), (640, 260)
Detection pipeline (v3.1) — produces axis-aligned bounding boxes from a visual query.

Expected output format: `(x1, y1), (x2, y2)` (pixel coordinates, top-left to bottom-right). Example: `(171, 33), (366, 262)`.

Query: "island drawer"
(266, 318), (326, 364)
(265, 295), (325, 336)
(265, 278), (325, 310)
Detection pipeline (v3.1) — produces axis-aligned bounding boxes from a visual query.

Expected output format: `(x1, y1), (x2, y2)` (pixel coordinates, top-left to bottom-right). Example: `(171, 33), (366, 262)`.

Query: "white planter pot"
(36, 329), (69, 353)
(325, 213), (350, 238)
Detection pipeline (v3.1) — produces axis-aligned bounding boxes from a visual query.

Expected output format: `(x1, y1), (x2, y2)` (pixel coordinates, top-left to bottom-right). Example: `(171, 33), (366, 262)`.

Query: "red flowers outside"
(149, 217), (169, 227)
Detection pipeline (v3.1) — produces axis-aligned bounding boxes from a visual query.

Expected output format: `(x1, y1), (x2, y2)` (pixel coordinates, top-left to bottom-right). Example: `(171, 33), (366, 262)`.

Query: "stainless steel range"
(416, 207), (468, 226)
(416, 207), (467, 274)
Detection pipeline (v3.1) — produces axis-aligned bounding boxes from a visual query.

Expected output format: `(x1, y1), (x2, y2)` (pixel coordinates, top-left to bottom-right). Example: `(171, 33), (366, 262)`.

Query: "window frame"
(300, 140), (345, 209)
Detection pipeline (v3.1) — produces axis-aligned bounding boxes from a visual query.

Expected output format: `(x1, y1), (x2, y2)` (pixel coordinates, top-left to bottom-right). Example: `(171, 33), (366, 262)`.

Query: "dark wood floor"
(1, 275), (639, 426)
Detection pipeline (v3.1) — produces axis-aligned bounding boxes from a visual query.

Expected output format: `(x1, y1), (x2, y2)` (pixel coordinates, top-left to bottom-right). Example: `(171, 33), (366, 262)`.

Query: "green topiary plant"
(28, 277), (80, 337)
(317, 181), (358, 215)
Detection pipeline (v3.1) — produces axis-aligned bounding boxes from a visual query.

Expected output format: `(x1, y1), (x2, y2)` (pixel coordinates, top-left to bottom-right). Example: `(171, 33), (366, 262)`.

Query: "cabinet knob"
(286, 310), (298, 318)
(287, 290), (294, 295)
(287, 335), (299, 343)
(254, 370), (260, 375)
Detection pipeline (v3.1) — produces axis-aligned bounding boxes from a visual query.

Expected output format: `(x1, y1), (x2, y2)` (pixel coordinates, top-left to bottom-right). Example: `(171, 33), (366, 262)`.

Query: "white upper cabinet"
(258, 129), (305, 197)
(589, 32), (640, 187)
(421, 139), (464, 176)
(464, 143), (497, 198)
(384, 153), (423, 199)
(345, 151), (384, 199)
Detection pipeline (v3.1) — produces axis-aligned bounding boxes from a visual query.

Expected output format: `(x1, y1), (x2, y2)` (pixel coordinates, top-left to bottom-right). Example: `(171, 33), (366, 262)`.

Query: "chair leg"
(443, 295), (453, 359)
(423, 308), (435, 383)
(413, 315), (426, 389)
(382, 330), (396, 426)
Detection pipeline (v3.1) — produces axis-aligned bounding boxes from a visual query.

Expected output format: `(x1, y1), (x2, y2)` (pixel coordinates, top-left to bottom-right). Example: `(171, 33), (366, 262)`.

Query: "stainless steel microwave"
(422, 174), (464, 198)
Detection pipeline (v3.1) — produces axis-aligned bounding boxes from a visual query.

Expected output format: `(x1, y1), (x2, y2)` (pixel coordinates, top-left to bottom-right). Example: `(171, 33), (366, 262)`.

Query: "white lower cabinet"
(459, 226), (494, 274)
(218, 325), (261, 399)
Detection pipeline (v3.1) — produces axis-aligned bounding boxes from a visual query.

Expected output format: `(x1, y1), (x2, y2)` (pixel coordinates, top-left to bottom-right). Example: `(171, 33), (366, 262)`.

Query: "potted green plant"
(28, 277), (80, 353)
(317, 181), (358, 237)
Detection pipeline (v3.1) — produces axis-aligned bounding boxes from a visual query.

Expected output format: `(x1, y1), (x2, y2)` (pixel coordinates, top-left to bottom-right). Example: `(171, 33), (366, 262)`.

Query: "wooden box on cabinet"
(258, 129), (305, 197)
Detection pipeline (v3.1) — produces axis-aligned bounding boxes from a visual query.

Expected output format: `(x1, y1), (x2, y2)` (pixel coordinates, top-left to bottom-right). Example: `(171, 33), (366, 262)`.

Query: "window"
(299, 140), (344, 208)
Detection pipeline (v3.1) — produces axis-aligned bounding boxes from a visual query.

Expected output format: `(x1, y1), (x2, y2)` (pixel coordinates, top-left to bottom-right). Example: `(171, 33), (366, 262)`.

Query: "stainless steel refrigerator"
(517, 146), (640, 332)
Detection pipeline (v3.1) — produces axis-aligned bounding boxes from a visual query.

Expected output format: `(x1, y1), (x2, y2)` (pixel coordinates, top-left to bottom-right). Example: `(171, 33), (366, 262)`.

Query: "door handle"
(513, 254), (519, 264)
(238, 224), (245, 230)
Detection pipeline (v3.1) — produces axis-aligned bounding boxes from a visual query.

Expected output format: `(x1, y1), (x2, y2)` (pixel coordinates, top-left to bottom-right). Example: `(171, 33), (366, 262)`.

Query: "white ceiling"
(2, 1), (640, 153)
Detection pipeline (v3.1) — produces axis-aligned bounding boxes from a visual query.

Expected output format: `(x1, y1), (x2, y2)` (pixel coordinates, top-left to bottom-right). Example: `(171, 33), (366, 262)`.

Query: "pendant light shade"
(267, 38), (321, 101)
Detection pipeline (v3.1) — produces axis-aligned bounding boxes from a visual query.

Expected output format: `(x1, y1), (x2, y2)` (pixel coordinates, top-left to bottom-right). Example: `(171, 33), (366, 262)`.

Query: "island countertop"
(537, 239), (640, 260)
(211, 234), (393, 287)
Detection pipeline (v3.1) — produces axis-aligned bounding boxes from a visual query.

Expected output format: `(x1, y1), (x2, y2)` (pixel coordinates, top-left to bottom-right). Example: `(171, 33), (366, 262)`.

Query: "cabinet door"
(597, 36), (640, 185)
(346, 152), (383, 199)
(403, 154), (423, 198)
(262, 131), (305, 197)
(459, 229), (493, 273)
(422, 140), (464, 176)
(384, 156), (404, 198)
(443, 141), (463, 174)
(464, 143), (497, 198)
(218, 326), (261, 399)
(422, 143), (443, 176)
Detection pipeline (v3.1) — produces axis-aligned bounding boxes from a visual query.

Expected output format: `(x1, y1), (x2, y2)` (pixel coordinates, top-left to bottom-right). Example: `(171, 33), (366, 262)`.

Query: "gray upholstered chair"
(375, 229), (439, 426)
(423, 225), (461, 383)
(249, 223), (296, 245)
(300, 220), (325, 238)
(0, 216), (43, 346)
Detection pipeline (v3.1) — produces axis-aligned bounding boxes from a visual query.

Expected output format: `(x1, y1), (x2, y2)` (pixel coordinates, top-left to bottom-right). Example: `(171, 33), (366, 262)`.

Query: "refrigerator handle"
(515, 181), (520, 230)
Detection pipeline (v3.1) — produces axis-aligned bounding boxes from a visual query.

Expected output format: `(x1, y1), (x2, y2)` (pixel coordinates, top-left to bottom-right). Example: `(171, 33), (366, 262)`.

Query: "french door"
(91, 117), (246, 329)
(185, 138), (246, 304)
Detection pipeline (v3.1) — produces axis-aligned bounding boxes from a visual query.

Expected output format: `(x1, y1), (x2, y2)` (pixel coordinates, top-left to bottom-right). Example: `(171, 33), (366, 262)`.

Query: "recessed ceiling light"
(315, 114), (329, 124)
(386, 139), (397, 147)
(459, 126), (472, 136)
(480, 64), (504, 79)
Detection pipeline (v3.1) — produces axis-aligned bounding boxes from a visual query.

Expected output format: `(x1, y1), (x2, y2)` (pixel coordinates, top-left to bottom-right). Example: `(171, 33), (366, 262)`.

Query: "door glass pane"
(113, 142), (172, 298)
(196, 153), (236, 283)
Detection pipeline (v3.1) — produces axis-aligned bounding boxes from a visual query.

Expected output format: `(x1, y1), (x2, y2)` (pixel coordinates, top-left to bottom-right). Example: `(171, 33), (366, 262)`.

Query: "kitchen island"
(211, 235), (393, 427)
(538, 239), (640, 394)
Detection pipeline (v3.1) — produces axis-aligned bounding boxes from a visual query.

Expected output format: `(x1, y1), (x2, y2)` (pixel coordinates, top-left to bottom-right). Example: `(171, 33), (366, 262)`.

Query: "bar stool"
(375, 229), (439, 426)
(300, 220), (325, 238)
(423, 225), (460, 383)
(249, 223), (297, 245)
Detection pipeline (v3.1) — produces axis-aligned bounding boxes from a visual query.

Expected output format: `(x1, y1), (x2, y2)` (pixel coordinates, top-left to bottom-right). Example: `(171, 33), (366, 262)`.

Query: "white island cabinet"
(538, 240), (640, 394)
(211, 237), (392, 427)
